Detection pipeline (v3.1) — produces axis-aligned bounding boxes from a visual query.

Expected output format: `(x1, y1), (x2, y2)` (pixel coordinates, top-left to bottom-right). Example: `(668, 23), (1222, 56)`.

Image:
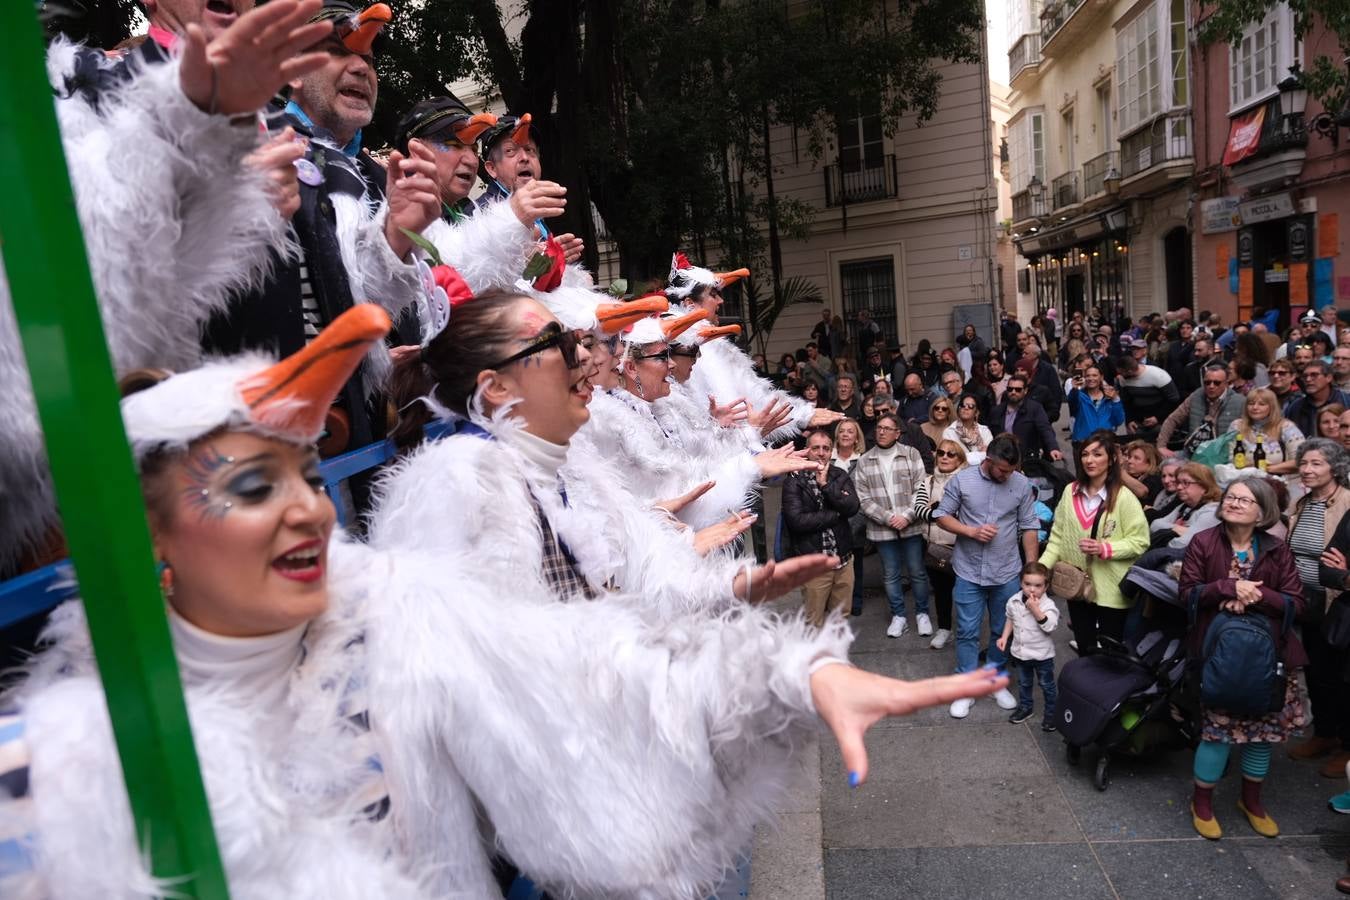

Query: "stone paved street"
(750, 552), (1350, 900)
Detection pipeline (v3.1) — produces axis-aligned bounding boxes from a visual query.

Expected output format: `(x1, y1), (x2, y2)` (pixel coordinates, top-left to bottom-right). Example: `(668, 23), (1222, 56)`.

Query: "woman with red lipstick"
(2, 307), (423, 898)
(368, 287), (1010, 898)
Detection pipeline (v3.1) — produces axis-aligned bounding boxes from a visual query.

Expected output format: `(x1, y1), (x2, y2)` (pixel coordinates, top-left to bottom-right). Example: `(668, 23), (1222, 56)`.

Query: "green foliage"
(747, 275), (826, 356)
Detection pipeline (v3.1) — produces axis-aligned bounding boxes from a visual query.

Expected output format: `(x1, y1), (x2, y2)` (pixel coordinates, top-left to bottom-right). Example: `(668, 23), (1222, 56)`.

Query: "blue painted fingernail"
(996, 669), (1008, 679)
(848, 771), (860, 788)
(981, 663), (998, 671)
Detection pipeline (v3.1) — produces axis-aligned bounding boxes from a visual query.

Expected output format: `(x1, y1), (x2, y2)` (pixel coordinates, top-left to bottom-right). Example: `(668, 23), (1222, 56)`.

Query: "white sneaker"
(993, 687), (1018, 710)
(886, 615), (907, 638)
(916, 613), (933, 636)
(929, 628), (951, 649)
(950, 697), (974, 718)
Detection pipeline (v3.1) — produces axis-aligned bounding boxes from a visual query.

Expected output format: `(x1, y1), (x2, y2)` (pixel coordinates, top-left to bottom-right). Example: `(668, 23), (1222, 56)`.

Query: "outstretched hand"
(180, 0), (333, 116)
(812, 665), (1010, 786)
(809, 408), (845, 428)
(754, 445), (816, 479)
(733, 553), (837, 603)
(693, 511), (756, 556)
(709, 396), (750, 428)
(654, 481), (715, 519)
(749, 398), (793, 437)
(384, 142), (441, 259)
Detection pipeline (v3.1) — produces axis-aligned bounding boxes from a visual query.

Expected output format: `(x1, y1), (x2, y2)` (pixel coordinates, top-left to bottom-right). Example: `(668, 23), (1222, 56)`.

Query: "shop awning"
(1015, 206), (1127, 256)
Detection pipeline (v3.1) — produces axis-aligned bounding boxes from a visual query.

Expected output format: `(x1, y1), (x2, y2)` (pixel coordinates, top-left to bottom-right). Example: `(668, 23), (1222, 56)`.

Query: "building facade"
(1190, 5), (1349, 331)
(1006, 0), (1349, 332)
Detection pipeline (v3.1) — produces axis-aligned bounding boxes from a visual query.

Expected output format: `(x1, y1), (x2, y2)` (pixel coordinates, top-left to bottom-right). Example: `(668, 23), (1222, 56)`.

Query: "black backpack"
(1198, 606), (1293, 717)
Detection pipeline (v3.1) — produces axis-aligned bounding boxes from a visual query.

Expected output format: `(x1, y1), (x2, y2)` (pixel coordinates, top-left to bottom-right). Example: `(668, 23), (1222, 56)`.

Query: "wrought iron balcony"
(1009, 33), (1042, 84)
(1121, 112), (1193, 179)
(824, 155), (899, 207)
(1082, 150), (1120, 197)
(1039, 0), (1081, 43)
(1051, 171), (1079, 210)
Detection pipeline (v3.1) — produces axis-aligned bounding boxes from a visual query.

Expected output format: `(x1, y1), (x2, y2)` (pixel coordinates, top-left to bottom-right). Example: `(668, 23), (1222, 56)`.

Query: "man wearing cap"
(203, 0), (441, 468)
(394, 94), (497, 225)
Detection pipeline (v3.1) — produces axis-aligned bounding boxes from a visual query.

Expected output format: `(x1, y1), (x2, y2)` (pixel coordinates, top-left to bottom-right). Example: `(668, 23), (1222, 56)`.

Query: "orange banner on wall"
(1239, 267), (1254, 306)
(1320, 214), (1340, 259)
(1223, 106), (1266, 166)
(1216, 244), (1231, 280)
(1291, 262), (1309, 305)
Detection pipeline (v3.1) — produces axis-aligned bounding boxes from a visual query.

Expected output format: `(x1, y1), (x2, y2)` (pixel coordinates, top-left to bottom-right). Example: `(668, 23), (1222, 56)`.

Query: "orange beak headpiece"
(121, 305), (392, 462)
(715, 267), (750, 289)
(594, 294), (669, 335)
(314, 1), (392, 57)
(481, 113), (536, 156)
(700, 323), (742, 342)
(661, 308), (710, 341)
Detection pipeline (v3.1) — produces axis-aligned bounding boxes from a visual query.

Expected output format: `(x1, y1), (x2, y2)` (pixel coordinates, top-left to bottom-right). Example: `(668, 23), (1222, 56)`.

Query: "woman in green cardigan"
(1041, 429), (1152, 655)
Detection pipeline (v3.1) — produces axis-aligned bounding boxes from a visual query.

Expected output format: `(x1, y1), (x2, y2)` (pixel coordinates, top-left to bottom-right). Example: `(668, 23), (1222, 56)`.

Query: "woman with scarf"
(943, 392), (994, 466)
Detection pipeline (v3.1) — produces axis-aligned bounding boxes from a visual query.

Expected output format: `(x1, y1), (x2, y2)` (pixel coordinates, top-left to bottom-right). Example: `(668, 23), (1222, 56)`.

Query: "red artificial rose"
(532, 237), (566, 292)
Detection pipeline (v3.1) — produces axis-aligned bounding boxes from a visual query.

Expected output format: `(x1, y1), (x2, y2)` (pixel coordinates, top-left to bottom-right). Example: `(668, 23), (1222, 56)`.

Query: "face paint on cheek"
(182, 445), (237, 522)
(516, 310), (550, 339)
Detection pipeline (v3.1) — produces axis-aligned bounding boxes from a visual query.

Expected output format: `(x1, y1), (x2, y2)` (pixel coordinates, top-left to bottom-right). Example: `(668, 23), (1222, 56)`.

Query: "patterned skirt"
(1201, 676), (1306, 744)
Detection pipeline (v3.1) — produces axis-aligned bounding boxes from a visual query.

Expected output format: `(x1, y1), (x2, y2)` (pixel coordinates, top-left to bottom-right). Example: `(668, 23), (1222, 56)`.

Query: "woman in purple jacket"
(1179, 476), (1308, 841)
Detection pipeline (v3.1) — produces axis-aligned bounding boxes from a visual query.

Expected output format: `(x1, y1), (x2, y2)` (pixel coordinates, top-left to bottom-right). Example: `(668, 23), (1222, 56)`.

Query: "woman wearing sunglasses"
(943, 392), (994, 466)
(909, 439), (970, 649)
(367, 287), (1011, 897)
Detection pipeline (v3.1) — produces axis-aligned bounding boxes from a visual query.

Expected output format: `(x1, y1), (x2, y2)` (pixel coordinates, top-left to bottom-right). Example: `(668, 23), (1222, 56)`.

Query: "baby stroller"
(1023, 455), (1074, 512)
(1054, 574), (1196, 790)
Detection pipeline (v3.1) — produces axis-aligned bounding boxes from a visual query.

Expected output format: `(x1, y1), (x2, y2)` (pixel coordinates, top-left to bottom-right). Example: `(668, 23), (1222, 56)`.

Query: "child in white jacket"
(996, 561), (1060, 730)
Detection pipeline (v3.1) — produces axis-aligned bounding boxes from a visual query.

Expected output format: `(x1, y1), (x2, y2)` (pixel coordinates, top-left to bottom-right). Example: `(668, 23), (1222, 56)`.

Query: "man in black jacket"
(991, 374), (1063, 461)
(782, 430), (861, 626)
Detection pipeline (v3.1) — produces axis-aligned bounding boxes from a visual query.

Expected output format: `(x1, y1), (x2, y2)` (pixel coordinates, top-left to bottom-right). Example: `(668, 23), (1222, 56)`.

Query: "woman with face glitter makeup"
(0, 306), (425, 898)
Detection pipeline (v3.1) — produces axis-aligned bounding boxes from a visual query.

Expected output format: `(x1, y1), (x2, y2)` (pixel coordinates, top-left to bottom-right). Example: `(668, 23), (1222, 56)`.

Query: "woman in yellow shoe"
(1178, 476), (1308, 840)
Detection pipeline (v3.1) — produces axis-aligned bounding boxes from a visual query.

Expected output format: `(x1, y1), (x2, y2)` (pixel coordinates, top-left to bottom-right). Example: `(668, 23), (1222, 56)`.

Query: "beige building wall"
(757, 58), (999, 362)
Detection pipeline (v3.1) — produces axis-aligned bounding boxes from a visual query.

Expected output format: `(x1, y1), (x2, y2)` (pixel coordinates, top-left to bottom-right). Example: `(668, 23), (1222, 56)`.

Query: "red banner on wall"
(1223, 107), (1266, 166)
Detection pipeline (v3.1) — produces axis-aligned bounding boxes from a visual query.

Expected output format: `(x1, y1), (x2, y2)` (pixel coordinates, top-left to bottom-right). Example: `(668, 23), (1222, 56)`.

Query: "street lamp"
(1028, 175), (1045, 216)
(1104, 166), (1122, 194)
(1284, 61), (1345, 148)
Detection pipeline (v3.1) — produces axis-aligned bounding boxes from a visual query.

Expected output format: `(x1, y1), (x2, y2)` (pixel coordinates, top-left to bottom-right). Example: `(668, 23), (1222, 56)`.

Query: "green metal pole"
(0, 12), (230, 900)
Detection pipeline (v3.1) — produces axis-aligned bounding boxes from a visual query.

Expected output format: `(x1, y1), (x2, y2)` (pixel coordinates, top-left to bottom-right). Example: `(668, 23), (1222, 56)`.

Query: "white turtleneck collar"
(498, 421), (570, 493)
(168, 606), (306, 705)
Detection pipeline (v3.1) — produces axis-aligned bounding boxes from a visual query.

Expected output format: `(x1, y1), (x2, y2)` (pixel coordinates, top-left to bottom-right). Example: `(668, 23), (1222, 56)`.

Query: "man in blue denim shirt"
(935, 434), (1041, 718)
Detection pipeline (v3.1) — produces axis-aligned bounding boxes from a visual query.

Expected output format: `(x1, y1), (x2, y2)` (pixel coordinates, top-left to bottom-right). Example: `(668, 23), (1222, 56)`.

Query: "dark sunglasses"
(1203, 378), (1226, 386)
(1006, 385), (1026, 392)
(492, 322), (584, 370)
(959, 403), (978, 410)
(669, 346), (701, 359)
(935, 449), (960, 458)
(634, 350), (672, 364)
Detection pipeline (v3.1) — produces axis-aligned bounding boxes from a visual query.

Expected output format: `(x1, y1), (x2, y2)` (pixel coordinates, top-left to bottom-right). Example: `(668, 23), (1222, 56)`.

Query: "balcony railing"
(824, 155), (898, 207)
(1082, 150), (1119, 197)
(1051, 171), (1079, 210)
(1040, 0), (1082, 42)
(1121, 112), (1193, 179)
(1012, 188), (1048, 223)
(1009, 33), (1041, 82)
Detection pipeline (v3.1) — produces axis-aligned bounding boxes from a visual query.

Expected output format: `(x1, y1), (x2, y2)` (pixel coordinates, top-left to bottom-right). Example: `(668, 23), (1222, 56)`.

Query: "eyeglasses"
(959, 403), (978, 410)
(669, 346), (701, 359)
(1176, 479), (1200, 488)
(875, 425), (900, 433)
(1223, 495), (1257, 508)
(1006, 385), (1026, 393)
(934, 405), (951, 412)
(935, 449), (960, 458)
(1203, 379), (1226, 386)
(491, 322), (584, 370)
(634, 350), (672, 364)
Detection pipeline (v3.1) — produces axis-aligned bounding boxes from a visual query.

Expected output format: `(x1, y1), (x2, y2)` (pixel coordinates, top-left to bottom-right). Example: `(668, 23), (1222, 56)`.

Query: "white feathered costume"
(0, 42), (293, 570)
(363, 403), (853, 898)
(0, 306), (428, 899)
